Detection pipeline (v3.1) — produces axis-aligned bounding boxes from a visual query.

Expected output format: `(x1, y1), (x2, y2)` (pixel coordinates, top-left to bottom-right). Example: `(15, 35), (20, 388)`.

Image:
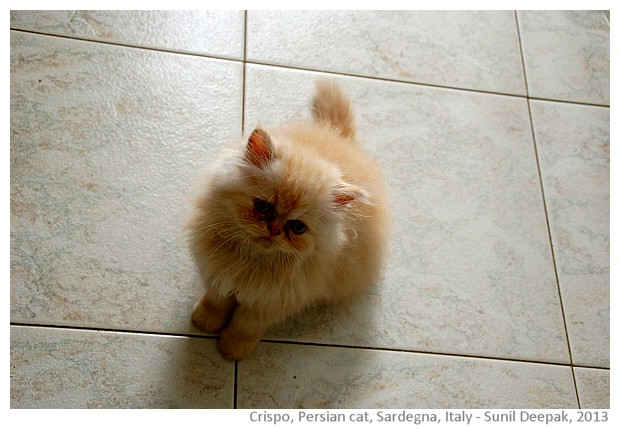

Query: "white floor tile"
(237, 342), (577, 408)
(10, 326), (234, 408)
(574, 367), (610, 409)
(518, 11), (609, 104)
(10, 31), (242, 333)
(247, 11), (526, 95)
(11, 10), (245, 59)
(531, 101), (610, 368)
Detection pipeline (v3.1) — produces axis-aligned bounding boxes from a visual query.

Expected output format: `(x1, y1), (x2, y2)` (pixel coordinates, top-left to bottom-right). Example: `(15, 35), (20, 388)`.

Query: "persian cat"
(187, 80), (390, 360)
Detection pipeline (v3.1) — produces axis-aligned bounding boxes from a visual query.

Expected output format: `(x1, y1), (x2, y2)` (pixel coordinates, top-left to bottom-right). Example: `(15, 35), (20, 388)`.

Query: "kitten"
(187, 80), (390, 360)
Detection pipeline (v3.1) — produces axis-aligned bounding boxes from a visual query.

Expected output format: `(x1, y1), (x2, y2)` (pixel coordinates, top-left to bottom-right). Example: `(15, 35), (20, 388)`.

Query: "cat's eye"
(287, 219), (307, 235)
(253, 198), (275, 215)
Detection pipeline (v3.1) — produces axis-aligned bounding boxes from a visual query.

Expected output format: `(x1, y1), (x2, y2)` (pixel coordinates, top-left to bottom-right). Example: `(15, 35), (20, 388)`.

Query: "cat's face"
(220, 128), (366, 258)
(237, 183), (320, 255)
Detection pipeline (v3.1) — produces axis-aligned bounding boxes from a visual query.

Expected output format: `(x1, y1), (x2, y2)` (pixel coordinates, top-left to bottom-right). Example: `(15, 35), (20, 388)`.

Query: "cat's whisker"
(203, 230), (249, 260)
(310, 207), (328, 221)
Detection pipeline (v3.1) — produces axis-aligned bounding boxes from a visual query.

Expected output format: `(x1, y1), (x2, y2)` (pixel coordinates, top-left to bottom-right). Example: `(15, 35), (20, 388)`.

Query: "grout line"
(515, 11), (582, 409)
(526, 96), (609, 109)
(240, 60), (609, 108)
(10, 322), (610, 371)
(9, 27), (244, 64)
(9, 29), (610, 110)
(232, 11), (249, 409)
(259, 338), (589, 370)
(525, 98), (583, 409)
(10, 321), (220, 341)
(244, 59), (527, 99)
(514, 11), (530, 99)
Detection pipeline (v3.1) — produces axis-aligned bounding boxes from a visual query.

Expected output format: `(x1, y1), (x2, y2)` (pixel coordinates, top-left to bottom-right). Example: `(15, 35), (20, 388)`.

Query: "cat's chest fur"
(207, 245), (332, 312)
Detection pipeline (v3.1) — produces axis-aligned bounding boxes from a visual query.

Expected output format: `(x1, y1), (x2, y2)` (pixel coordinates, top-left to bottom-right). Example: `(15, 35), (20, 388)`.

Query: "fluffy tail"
(312, 79), (356, 139)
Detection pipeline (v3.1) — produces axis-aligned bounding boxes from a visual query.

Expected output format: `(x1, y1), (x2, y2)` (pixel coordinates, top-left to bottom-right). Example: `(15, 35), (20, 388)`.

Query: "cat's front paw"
(191, 298), (231, 333)
(218, 328), (261, 361)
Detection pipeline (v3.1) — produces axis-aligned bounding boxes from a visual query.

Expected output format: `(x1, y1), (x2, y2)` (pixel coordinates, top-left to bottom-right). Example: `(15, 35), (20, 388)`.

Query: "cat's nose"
(268, 222), (282, 237)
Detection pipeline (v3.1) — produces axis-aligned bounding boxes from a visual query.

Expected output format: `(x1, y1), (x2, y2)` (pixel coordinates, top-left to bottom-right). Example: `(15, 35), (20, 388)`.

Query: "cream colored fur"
(187, 80), (390, 360)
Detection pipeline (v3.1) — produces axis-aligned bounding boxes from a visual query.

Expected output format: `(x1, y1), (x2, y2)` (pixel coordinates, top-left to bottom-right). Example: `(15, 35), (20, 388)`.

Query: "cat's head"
(217, 127), (367, 259)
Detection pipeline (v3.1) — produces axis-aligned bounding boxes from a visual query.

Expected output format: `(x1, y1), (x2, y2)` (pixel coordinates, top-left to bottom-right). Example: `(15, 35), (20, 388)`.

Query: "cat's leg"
(191, 288), (237, 333)
(218, 304), (281, 361)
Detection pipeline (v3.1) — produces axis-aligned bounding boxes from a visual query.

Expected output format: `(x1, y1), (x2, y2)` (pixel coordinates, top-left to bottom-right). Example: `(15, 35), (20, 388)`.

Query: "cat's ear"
(245, 128), (274, 168)
(333, 182), (370, 209)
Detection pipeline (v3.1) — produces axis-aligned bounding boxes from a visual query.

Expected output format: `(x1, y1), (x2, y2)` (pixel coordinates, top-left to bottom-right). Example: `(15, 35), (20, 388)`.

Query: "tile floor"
(10, 10), (610, 409)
